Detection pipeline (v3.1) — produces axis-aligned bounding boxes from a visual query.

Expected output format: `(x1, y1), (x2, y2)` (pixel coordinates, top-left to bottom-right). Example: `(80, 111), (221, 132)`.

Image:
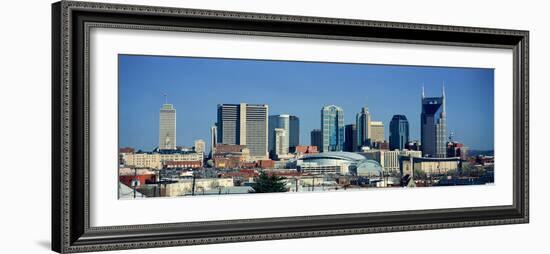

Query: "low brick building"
(163, 160), (202, 169)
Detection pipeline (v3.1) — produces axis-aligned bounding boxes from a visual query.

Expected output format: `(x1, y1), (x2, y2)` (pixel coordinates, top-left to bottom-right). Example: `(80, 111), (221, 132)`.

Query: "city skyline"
(119, 55), (494, 152)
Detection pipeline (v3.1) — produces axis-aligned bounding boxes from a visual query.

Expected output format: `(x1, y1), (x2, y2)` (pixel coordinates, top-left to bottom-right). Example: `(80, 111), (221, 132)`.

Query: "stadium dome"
(300, 151), (367, 162)
(298, 152), (383, 178)
(355, 160), (384, 179)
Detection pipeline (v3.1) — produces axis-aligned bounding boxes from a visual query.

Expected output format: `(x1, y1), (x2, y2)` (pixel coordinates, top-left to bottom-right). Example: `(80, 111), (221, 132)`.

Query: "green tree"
(251, 172), (288, 193)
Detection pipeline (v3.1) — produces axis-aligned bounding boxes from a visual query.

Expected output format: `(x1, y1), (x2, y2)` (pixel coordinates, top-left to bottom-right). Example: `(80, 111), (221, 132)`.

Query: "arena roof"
(299, 152), (383, 177)
(301, 151), (367, 162)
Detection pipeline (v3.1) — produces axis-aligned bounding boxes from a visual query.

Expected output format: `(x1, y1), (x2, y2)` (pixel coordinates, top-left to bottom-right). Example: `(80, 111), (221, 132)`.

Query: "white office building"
(269, 114), (290, 158)
(194, 139), (206, 158)
(159, 103), (176, 150)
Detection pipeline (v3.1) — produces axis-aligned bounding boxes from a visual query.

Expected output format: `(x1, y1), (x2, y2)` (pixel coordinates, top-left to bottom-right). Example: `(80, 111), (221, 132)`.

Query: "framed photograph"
(52, 1), (529, 253)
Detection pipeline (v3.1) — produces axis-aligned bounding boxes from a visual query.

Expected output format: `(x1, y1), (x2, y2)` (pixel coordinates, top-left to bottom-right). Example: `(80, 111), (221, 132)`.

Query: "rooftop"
(301, 151), (367, 162)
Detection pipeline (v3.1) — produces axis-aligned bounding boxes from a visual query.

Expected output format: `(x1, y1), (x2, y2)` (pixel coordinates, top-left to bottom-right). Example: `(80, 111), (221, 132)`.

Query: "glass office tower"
(344, 124), (357, 152)
(268, 114), (290, 158)
(420, 86), (447, 158)
(289, 115), (300, 150)
(389, 115), (409, 150)
(356, 106), (372, 149)
(321, 105), (345, 152)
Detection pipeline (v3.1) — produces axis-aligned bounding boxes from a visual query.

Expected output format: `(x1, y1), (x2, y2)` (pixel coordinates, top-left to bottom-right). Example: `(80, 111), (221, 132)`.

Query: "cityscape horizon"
(118, 54), (495, 199)
(123, 97), (495, 154)
(119, 55), (494, 152)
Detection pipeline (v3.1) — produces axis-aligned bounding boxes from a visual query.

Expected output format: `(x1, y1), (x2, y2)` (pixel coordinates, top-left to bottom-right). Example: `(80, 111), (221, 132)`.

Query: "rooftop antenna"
(442, 82), (446, 114)
(421, 84), (425, 99)
(359, 97), (368, 113)
(164, 93), (168, 104)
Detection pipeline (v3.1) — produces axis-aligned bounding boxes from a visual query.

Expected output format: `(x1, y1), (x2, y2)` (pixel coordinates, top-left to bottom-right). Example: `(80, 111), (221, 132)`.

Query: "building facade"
(162, 178), (234, 197)
(361, 150), (398, 173)
(344, 124), (357, 152)
(321, 105), (345, 152)
(294, 145), (319, 158)
(389, 115), (410, 150)
(370, 121), (385, 143)
(310, 129), (322, 150)
(194, 139), (205, 157)
(406, 140), (422, 151)
(123, 150), (203, 170)
(217, 103), (269, 160)
(421, 86), (447, 158)
(269, 115), (290, 158)
(289, 115), (300, 150)
(362, 149), (422, 173)
(447, 141), (469, 160)
(273, 128), (288, 157)
(210, 125), (217, 157)
(356, 106), (372, 149)
(400, 156), (460, 176)
(159, 104), (176, 150)
(217, 104), (239, 145)
(212, 144), (251, 168)
(163, 160), (203, 169)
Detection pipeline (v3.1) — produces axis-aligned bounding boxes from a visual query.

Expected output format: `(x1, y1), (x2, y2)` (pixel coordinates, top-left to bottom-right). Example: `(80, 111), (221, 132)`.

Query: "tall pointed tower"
(420, 85), (447, 158)
(356, 106), (372, 149)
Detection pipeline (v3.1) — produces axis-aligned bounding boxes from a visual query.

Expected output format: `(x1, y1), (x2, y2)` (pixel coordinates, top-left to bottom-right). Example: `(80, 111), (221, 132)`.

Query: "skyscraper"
(273, 128), (287, 157)
(289, 115), (300, 150)
(421, 86), (447, 158)
(210, 125), (217, 157)
(217, 104), (239, 145)
(389, 115), (409, 150)
(321, 105), (344, 152)
(269, 115), (290, 158)
(370, 121), (385, 143)
(159, 103), (176, 150)
(310, 129), (322, 150)
(217, 103), (269, 160)
(344, 124), (357, 152)
(356, 106), (371, 149)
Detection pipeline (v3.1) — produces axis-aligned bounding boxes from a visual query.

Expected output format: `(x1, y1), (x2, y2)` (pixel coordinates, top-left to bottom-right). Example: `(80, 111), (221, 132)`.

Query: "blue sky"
(119, 55), (494, 152)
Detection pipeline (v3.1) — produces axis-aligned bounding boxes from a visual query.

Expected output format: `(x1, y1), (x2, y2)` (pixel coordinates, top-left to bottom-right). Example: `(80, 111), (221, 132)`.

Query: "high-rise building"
(273, 128), (288, 157)
(159, 103), (176, 150)
(217, 104), (238, 145)
(356, 106), (372, 149)
(194, 139), (206, 157)
(344, 124), (357, 152)
(217, 103), (269, 160)
(421, 86), (447, 158)
(370, 121), (385, 143)
(310, 129), (322, 150)
(289, 115), (300, 150)
(210, 125), (217, 157)
(389, 115), (409, 150)
(268, 115), (290, 158)
(321, 105), (345, 152)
